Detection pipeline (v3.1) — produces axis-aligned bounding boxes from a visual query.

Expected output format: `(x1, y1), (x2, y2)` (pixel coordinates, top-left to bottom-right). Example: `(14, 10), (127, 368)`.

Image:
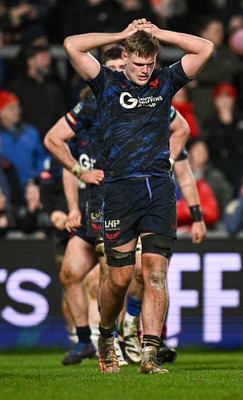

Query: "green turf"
(0, 349), (243, 400)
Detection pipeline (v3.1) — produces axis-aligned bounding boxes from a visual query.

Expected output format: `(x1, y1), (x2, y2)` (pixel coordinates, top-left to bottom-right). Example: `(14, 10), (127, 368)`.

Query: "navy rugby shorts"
(86, 184), (102, 238)
(101, 175), (177, 248)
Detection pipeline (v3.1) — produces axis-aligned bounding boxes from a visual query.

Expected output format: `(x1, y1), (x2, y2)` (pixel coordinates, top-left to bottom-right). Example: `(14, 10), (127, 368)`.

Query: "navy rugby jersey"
(88, 60), (191, 182)
(65, 95), (104, 170)
(65, 95), (104, 236)
(65, 95), (104, 209)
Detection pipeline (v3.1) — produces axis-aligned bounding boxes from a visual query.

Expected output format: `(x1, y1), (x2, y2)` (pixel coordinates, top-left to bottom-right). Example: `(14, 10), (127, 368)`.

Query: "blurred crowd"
(1, 0), (243, 238)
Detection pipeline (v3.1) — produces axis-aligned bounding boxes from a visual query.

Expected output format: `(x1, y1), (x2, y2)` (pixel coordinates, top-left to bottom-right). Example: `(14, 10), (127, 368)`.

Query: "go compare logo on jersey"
(119, 92), (163, 109)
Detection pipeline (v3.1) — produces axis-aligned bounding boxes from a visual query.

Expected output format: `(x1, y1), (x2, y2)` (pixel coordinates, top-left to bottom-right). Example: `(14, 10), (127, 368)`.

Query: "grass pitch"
(0, 348), (243, 400)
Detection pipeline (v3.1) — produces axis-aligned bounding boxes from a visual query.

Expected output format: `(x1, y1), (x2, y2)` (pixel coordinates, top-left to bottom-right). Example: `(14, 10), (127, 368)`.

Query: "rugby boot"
(140, 346), (169, 375)
(98, 335), (120, 373)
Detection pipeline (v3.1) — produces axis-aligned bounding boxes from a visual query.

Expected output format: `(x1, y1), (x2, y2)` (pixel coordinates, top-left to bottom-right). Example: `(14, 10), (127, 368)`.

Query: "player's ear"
(121, 52), (127, 63)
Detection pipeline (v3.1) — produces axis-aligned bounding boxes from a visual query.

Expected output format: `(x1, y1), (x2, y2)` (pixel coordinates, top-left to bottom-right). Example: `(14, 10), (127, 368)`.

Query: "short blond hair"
(124, 31), (159, 58)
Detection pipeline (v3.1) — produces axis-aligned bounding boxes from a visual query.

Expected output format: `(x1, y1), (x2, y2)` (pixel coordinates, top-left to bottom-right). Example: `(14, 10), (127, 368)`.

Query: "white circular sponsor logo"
(120, 92), (138, 109)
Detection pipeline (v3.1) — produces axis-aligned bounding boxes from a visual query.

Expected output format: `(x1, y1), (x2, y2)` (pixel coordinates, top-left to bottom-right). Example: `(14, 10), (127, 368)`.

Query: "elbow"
(63, 36), (73, 55)
(43, 133), (49, 151)
(183, 120), (190, 142)
(43, 132), (53, 153)
(63, 36), (71, 54)
(205, 40), (214, 60)
(178, 121), (190, 147)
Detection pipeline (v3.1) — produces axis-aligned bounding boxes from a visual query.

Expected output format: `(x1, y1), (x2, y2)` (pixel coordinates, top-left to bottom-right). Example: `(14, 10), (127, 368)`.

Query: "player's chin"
(136, 77), (149, 86)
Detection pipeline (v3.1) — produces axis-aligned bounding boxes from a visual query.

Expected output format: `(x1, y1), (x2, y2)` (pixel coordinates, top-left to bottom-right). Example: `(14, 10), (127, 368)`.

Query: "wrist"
(68, 204), (79, 212)
(189, 205), (203, 222)
(69, 162), (83, 179)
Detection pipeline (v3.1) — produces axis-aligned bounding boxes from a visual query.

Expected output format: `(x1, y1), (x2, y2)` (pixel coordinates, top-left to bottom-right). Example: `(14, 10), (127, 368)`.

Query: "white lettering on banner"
(0, 253), (241, 338)
(1, 269), (51, 327)
(167, 254), (200, 348)
(203, 253), (241, 342)
(166, 253), (242, 348)
(0, 269), (8, 283)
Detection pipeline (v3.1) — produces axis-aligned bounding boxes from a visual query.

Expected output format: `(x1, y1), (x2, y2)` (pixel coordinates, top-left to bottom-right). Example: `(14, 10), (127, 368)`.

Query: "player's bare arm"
(174, 159), (207, 243)
(63, 19), (152, 81)
(44, 117), (104, 185)
(136, 21), (214, 79)
(44, 117), (76, 171)
(175, 159), (200, 206)
(62, 168), (81, 232)
(169, 110), (190, 162)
